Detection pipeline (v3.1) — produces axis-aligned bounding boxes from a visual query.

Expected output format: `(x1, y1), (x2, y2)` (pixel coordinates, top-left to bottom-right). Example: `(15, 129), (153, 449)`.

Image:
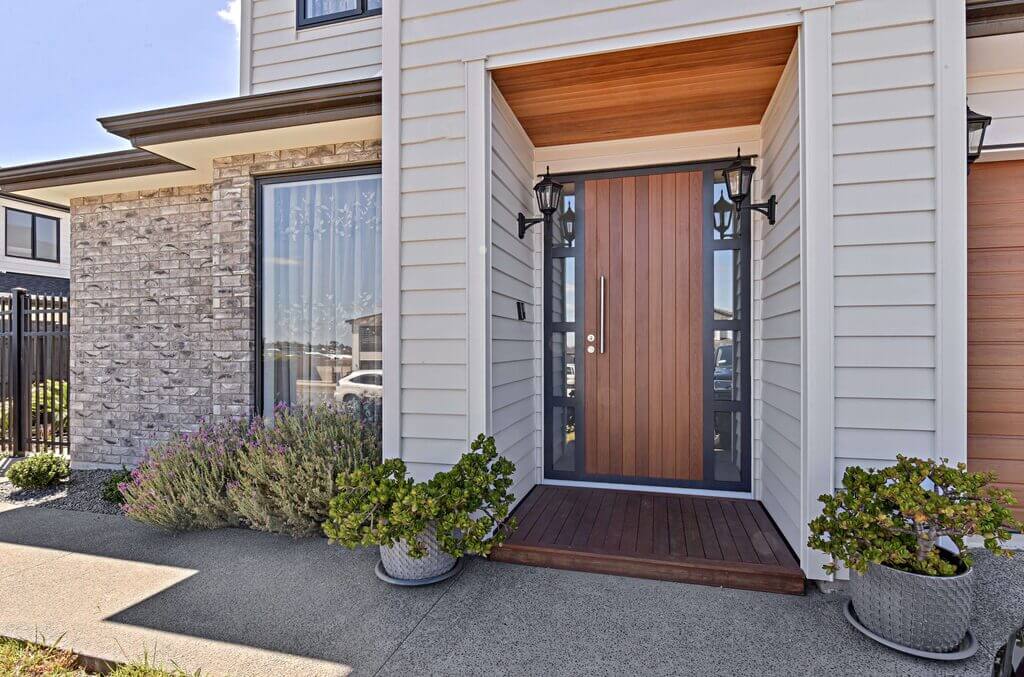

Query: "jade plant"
(808, 455), (1021, 577)
(322, 434), (517, 558)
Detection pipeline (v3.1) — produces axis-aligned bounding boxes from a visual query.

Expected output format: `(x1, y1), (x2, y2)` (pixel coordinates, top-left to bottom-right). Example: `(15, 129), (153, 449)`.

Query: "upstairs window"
(297, 0), (381, 28)
(5, 208), (59, 263)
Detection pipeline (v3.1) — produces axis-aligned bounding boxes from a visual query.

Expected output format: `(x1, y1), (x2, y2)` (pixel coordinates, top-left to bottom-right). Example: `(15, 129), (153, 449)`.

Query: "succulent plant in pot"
(323, 434), (516, 584)
(808, 455), (1021, 656)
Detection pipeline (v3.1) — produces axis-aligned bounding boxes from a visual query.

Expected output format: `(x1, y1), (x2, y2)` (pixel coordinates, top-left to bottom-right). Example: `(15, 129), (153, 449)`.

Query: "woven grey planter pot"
(379, 523), (456, 582)
(849, 561), (974, 653)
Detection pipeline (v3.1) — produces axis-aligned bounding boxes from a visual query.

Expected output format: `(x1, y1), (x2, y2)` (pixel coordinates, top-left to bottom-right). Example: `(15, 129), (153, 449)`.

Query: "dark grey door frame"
(542, 157), (753, 492)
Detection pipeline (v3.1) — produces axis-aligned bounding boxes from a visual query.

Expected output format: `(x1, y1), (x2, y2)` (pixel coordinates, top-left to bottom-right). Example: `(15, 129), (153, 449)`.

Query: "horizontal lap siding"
(248, 0), (382, 94)
(397, 0), (800, 483)
(491, 89), (541, 499)
(831, 0), (939, 485)
(757, 47), (801, 552)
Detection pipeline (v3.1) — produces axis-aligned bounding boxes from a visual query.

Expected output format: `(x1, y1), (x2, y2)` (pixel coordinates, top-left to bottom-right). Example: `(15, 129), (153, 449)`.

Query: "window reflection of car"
(334, 369), (383, 403)
(713, 343), (733, 400)
(566, 363), (576, 398)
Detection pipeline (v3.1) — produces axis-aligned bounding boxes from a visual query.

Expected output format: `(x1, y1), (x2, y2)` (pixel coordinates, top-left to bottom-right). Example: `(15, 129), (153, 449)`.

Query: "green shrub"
(120, 419), (249, 531)
(808, 454), (1021, 577)
(323, 434), (516, 558)
(228, 403), (381, 536)
(7, 453), (70, 490)
(102, 467), (132, 504)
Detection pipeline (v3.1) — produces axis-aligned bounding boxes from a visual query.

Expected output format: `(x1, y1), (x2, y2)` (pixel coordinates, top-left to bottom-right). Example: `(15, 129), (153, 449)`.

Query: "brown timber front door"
(582, 171), (705, 482)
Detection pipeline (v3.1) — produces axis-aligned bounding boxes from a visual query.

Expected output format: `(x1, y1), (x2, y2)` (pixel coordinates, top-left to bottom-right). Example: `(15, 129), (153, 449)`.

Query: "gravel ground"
(0, 468), (124, 515)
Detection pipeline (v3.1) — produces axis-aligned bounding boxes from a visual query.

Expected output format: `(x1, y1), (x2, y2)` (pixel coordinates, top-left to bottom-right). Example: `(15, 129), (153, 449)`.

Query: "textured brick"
(69, 140), (381, 467)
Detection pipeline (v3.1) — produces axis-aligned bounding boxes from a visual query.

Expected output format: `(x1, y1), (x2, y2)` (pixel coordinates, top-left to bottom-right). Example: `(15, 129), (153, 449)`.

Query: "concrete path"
(0, 505), (1018, 676)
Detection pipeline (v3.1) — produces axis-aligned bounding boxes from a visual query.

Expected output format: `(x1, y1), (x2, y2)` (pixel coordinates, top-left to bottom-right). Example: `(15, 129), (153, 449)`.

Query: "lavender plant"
(228, 402), (381, 536)
(120, 402), (380, 533)
(119, 419), (249, 530)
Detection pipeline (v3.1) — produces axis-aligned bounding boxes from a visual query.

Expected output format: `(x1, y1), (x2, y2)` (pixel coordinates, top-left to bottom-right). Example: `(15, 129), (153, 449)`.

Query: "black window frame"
(296, 0), (380, 28)
(253, 163), (383, 416)
(4, 207), (60, 264)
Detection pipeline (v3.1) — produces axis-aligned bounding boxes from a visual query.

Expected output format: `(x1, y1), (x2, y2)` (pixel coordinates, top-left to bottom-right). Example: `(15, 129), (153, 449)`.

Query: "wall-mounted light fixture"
(723, 149), (776, 226)
(518, 167), (564, 239)
(967, 102), (993, 172)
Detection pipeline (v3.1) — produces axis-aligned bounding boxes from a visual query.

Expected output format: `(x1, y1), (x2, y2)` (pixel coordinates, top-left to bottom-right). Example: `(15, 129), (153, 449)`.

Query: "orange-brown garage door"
(968, 159), (1024, 523)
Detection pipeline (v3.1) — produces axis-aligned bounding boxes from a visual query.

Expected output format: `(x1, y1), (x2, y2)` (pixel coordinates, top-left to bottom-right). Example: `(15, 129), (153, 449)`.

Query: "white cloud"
(218, 0), (242, 40)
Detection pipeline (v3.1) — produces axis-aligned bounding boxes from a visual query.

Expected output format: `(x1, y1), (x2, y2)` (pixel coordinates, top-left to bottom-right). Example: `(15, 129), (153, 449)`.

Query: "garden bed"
(0, 469), (122, 516)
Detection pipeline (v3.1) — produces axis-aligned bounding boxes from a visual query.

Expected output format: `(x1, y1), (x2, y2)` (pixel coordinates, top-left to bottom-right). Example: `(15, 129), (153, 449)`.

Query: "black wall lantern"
(518, 166), (564, 239)
(723, 149), (776, 226)
(967, 102), (993, 172)
(713, 193), (734, 237)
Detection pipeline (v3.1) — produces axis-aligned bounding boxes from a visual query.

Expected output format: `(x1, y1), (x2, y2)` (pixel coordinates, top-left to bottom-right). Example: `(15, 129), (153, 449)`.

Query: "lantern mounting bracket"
(740, 195), (777, 226)
(517, 213), (545, 239)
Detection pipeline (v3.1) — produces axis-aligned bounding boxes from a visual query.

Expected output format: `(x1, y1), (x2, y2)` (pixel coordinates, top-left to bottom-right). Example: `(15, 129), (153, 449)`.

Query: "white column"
(799, 2), (836, 580)
(465, 58), (493, 439)
(934, 0), (969, 465)
(381, 0), (402, 459)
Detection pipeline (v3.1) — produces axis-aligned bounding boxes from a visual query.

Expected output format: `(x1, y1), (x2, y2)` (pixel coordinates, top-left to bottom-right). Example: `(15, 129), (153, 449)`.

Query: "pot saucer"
(375, 557), (464, 587)
(844, 600), (978, 661)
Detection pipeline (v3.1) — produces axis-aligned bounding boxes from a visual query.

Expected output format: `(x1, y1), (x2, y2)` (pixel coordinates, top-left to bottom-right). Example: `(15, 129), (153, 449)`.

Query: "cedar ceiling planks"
(492, 27), (798, 147)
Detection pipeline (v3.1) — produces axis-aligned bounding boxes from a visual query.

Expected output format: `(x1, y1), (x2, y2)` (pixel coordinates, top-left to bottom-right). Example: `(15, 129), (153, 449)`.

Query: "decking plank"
(492, 486), (805, 595)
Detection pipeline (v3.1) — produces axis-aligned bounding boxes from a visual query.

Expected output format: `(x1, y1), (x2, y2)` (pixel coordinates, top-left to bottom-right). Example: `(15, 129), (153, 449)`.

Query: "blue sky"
(0, 1), (240, 167)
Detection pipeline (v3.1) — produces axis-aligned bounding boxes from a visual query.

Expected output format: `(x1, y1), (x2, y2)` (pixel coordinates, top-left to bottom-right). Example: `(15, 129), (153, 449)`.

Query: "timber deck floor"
(490, 485), (805, 595)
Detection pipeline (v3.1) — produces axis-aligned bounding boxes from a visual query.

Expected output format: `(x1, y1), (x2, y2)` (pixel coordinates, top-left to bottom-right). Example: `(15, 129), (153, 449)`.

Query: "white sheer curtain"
(261, 173), (383, 423)
(306, 0), (357, 17)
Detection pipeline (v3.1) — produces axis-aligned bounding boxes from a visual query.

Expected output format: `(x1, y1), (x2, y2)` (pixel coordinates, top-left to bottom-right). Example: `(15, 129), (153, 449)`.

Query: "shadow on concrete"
(0, 506), (453, 674)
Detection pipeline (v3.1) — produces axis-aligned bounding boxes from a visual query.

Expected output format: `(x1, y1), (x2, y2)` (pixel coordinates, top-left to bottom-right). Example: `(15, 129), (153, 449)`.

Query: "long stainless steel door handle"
(599, 274), (606, 354)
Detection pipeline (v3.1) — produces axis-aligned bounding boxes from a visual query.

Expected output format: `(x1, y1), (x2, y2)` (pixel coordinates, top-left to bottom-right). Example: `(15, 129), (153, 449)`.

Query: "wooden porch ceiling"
(491, 26), (798, 147)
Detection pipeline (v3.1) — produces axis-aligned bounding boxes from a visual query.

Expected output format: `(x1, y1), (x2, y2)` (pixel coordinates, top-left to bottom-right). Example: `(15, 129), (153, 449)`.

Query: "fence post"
(10, 288), (29, 456)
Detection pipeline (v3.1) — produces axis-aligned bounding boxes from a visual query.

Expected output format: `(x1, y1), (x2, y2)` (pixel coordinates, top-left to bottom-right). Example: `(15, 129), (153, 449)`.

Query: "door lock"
(587, 334), (596, 343)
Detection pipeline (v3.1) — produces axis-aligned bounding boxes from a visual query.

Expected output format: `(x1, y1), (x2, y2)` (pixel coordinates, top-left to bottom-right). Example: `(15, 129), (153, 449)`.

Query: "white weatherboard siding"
(491, 88), (542, 499)
(395, 0), (804, 498)
(831, 0), (943, 484)
(968, 33), (1024, 151)
(757, 47), (802, 553)
(0, 196), (70, 280)
(390, 0), (962, 566)
(244, 0), (382, 94)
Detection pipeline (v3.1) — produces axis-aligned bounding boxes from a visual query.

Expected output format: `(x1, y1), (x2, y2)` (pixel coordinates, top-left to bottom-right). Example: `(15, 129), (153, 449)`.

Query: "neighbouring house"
(0, 193), (70, 296)
(0, 0), (1021, 592)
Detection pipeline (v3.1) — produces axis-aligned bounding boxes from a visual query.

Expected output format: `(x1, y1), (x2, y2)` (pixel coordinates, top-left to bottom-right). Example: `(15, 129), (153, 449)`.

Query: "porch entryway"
(491, 485), (804, 594)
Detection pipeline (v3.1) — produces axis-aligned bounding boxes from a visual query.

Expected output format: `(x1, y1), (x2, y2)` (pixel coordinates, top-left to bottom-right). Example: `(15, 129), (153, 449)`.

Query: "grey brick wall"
(70, 140), (382, 468)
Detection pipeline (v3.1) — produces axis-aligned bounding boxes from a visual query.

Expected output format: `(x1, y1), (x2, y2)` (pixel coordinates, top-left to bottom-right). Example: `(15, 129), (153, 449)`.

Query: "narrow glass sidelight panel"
(259, 170), (383, 437)
(712, 170), (739, 240)
(550, 332), (577, 399)
(551, 406), (577, 472)
(551, 256), (576, 323)
(551, 182), (576, 246)
(712, 411), (742, 482)
(713, 249), (742, 321)
(712, 330), (741, 402)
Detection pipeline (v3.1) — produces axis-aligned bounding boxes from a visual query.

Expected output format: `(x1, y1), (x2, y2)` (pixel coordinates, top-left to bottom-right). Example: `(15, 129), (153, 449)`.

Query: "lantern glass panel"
(534, 174), (563, 214)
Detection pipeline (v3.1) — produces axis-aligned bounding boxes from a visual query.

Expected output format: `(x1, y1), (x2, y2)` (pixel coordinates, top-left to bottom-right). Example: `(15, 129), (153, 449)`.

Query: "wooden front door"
(582, 172), (705, 482)
(968, 159), (1024, 523)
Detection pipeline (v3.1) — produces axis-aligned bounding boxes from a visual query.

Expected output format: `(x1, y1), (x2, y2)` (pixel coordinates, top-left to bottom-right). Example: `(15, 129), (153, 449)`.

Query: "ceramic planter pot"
(379, 522), (457, 582)
(849, 560), (974, 653)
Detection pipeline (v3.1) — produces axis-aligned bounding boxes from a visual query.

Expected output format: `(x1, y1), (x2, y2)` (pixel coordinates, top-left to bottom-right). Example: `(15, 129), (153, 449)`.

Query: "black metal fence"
(0, 288), (70, 457)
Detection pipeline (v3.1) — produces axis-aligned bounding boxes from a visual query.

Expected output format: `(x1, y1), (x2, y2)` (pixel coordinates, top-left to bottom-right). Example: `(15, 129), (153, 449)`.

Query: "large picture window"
(257, 168), (383, 429)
